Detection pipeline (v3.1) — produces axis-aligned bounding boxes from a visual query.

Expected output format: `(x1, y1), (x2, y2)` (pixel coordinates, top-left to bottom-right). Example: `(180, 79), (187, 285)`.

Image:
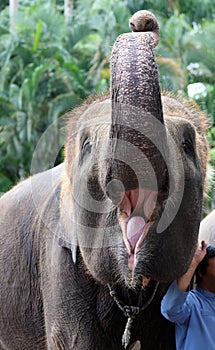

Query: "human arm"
(177, 240), (207, 292)
(161, 241), (207, 324)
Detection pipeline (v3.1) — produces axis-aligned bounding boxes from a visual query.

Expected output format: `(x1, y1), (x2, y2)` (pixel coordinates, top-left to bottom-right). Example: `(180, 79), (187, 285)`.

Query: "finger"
(201, 240), (207, 252)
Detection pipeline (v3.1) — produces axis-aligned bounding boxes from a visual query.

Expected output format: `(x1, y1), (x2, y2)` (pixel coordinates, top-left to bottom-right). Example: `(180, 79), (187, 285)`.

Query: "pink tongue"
(127, 216), (146, 252)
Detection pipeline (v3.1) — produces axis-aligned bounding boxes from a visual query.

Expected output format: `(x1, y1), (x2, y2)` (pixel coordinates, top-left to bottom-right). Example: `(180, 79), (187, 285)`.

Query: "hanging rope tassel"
(122, 316), (135, 348)
(122, 305), (140, 348)
(108, 282), (159, 349)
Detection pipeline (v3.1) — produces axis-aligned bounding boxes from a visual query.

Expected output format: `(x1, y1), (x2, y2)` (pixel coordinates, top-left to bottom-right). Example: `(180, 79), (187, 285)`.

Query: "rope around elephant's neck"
(108, 281), (159, 349)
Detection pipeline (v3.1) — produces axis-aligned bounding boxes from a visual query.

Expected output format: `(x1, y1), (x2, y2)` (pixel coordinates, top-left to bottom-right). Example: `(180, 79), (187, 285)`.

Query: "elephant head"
(61, 10), (208, 289)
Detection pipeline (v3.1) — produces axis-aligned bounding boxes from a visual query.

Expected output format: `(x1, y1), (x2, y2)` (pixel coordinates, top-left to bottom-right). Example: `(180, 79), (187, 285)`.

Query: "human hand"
(177, 241), (207, 292)
(192, 240), (207, 267)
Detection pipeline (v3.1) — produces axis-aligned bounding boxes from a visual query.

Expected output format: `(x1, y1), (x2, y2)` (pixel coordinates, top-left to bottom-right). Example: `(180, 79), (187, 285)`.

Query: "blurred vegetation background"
(0, 0), (215, 214)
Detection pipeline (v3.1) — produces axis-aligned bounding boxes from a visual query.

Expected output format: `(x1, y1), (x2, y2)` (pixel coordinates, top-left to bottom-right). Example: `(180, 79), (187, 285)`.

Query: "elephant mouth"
(118, 188), (157, 271)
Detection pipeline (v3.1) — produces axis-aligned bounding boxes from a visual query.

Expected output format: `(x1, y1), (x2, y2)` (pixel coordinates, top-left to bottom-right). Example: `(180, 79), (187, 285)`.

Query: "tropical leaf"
(33, 19), (43, 52)
(157, 56), (185, 91)
(48, 92), (82, 121)
(186, 21), (215, 79)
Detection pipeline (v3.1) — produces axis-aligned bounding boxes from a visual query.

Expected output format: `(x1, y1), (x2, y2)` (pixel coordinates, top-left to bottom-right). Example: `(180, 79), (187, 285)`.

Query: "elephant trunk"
(108, 11), (167, 194)
(110, 10), (163, 121)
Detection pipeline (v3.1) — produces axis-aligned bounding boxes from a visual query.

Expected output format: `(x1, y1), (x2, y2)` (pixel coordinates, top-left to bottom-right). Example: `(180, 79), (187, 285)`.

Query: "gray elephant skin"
(0, 10), (209, 350)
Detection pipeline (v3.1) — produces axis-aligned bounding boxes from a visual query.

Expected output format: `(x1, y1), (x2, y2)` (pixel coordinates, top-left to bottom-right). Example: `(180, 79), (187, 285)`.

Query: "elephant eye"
(182, 138), (194, 158)
(82, 138), (92, 156)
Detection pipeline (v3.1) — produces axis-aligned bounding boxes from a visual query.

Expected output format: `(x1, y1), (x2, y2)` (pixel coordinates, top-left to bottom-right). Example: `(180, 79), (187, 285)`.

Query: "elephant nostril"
(129, 21), (136, 31)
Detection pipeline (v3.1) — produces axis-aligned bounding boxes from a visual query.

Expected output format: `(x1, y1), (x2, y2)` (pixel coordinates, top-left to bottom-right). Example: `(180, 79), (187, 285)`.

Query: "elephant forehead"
(79, 99), (111, 124)
(77, 122), (110, 143)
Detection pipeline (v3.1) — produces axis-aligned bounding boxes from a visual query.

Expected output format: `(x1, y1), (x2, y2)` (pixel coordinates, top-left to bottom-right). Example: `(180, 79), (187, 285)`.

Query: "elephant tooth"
(129, 340), (141, 350)
(71, 244), (77, 264)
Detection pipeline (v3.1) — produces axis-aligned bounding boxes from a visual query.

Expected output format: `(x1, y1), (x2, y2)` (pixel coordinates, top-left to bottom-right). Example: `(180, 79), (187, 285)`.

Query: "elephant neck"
(107, 282), (159, 348)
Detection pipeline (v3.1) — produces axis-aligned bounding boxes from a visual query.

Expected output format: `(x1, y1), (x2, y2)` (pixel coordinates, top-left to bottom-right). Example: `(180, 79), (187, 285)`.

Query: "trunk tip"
(129, 10), (160, 47)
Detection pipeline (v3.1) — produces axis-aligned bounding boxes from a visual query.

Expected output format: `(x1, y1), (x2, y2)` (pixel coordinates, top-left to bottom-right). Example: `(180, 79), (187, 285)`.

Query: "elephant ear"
(59, 175), (78, 264)
(110, 10), (163, 123)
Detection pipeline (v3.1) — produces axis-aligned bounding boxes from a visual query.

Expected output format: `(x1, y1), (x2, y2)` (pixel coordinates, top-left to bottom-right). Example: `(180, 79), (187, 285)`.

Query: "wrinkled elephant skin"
(0, 10), (209, 350)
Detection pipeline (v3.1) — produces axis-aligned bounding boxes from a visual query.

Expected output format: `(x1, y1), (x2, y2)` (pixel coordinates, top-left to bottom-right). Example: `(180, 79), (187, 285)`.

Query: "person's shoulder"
(187, 288), (204, 306)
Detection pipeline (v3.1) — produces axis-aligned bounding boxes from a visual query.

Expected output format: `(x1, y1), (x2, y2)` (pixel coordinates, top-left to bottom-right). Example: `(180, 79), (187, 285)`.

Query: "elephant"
(199, 209), (215, 244)
(0, 10), (209, 350)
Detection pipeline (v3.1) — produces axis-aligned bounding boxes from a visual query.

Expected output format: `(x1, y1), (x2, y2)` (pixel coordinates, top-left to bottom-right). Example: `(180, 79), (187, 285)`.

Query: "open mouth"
(118, 188), (157, 271)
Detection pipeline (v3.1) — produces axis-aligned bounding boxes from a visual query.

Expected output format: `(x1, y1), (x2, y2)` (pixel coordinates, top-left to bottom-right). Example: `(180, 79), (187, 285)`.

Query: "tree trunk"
(64, 0), (73, 25)
(9, 0), (18, 31)
(168, 0), (173, 11)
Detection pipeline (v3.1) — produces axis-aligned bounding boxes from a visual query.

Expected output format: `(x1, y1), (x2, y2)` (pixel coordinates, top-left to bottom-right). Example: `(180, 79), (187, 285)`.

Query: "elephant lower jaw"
(128, 255), (151, 289)
(126, 227), (152, 289)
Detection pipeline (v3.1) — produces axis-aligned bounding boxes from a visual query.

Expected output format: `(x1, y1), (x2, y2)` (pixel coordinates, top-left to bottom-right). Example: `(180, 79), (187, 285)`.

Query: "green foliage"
(0, 0), (8, 12)
(156, 13), (192, 92)
(177, 0), (215, 22)
(0, 0), (215, 208)
(208, 127), (215, 166)
(185, 20), (215, 122)
(0, 2), (107, 190)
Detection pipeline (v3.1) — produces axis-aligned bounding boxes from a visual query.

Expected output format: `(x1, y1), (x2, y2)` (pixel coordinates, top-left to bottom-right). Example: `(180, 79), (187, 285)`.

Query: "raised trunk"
(108, 11), (167, 194)
(110, 10), (163, 121)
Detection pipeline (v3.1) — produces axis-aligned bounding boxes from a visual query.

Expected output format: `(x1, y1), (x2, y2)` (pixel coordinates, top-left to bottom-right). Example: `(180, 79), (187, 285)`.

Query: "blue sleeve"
(161, 281), (192, 325)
